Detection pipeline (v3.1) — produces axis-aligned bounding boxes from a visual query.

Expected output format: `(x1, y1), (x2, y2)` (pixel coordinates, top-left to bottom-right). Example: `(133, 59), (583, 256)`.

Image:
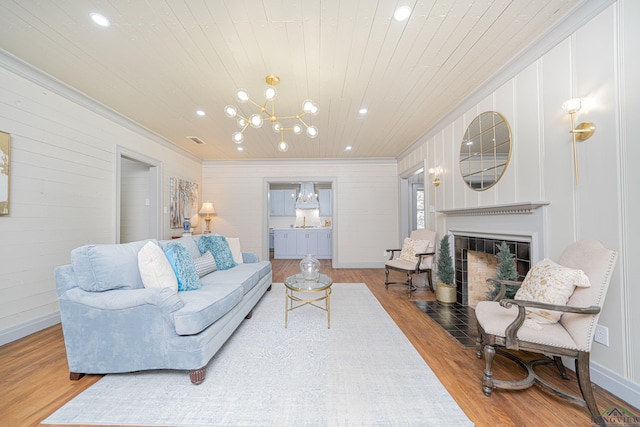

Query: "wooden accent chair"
(474, 239), (618, 422)
(385, 229), (436, 298)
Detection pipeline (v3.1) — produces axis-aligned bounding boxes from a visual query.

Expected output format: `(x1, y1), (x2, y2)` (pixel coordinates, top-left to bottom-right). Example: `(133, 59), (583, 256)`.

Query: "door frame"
(115, 146), (162, 243)
(399, 161), (427, 241)
(263, 177), (337, 267)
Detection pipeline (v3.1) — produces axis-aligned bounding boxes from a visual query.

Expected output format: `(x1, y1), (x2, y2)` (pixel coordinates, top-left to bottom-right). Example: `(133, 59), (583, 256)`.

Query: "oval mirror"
(459, 111), (512, 190)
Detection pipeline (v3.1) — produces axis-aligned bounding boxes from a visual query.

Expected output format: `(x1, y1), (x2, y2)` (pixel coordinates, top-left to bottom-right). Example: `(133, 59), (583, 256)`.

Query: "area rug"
(43, 283), (473, 426)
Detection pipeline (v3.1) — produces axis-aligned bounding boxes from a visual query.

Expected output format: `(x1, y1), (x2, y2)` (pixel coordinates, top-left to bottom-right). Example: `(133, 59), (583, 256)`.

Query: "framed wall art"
(0, 131), (10, 216)
(169, 177), (198, 229)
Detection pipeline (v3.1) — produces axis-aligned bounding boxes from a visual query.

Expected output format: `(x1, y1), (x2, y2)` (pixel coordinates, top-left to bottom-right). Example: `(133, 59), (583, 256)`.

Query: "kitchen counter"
(272, 226), (332, 230)
(273, 228), (332, 259)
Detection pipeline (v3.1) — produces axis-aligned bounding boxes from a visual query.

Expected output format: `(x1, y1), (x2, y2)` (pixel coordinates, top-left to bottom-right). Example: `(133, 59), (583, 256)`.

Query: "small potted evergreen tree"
(436, 234), (456, 304)
(487, 241), (520, 300)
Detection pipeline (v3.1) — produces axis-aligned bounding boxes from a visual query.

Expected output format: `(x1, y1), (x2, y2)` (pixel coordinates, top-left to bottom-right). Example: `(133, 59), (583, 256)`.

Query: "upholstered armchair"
(474, 239), (618, 422)
(385, 229), (436, 297)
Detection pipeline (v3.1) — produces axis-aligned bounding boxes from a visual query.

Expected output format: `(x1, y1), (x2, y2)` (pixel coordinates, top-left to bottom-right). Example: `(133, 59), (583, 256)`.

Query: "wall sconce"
(198, 201), (217, 234)
(428, 167), (443, 187)
(562, 98), (596, 184)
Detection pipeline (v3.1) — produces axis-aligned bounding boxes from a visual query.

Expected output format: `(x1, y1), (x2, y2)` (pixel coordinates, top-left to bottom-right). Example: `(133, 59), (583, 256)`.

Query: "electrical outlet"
(594, 324), (609, 346)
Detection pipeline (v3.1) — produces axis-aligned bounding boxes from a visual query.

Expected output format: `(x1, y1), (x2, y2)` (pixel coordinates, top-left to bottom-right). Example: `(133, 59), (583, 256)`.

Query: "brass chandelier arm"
(225, 75), (318, 153)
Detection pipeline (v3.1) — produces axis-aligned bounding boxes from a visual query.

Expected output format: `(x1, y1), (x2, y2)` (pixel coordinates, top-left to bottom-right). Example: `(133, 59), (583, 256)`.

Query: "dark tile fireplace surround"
(413, 202), (549, 347)
(454, 235), (531, 305)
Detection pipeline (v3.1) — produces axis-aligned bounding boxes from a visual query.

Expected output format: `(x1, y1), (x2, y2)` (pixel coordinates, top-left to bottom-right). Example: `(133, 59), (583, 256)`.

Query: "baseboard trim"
(591, 361), (640, 410)
(334, 262), (386, 269)
(0, 312), (61, 346)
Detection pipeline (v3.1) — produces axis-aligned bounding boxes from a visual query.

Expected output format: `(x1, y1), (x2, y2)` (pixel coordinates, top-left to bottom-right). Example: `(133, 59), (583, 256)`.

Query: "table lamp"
(199, 202), (216, 234)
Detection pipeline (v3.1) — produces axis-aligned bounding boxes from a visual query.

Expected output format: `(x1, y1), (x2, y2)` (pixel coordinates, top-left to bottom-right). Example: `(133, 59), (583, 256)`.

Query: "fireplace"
(440, 202), (550, 305)
(454, 235), (531, 305)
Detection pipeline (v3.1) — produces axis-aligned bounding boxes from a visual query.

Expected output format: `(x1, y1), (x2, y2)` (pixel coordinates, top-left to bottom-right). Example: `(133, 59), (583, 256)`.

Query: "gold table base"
(284, 274), (333, 329)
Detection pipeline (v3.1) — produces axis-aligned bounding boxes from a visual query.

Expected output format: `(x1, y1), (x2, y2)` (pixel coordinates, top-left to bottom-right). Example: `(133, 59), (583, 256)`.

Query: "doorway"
(263, 178), (336, 267)
(399, 166), (426, 240)
(116, 147), (162, 243)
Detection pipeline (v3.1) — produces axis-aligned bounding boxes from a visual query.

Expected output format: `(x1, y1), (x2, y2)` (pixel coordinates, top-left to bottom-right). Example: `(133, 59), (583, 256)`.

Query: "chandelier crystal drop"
(224, 75), (318, 152)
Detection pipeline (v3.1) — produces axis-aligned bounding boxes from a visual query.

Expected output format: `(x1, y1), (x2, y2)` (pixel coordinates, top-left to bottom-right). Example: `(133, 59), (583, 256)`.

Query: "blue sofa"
(54, 235), (272, 384)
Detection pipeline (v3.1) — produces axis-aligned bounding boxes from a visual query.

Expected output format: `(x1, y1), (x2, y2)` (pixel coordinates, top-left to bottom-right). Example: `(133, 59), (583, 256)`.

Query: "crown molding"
(0, 48), (201, 164)
(202, 157), (397, 167)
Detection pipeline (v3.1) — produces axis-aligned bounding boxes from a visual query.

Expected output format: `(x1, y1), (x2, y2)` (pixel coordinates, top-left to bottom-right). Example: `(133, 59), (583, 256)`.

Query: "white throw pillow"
(398, 238), (432, 263)
(515, 258), (590, 329)
(138, 241), (178, 292)
(226, 237), (243, 264)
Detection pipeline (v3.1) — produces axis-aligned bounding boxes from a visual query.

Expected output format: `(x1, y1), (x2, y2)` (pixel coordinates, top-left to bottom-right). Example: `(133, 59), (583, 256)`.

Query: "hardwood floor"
(1, 258), (636, 426)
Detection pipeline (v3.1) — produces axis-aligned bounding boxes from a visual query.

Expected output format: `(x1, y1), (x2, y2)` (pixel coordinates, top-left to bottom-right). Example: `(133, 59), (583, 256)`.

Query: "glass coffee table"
(284, 273), (333, 329)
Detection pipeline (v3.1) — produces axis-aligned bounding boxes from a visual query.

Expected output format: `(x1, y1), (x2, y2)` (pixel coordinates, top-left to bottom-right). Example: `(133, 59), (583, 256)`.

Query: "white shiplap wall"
(397, 1), (640, 406)
(201, 159), (398, 268)
(0, 55), (202, 343)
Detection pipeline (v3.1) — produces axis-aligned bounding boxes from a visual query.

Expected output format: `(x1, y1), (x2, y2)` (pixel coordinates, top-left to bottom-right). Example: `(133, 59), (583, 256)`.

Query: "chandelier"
(224, 75), (319, 152)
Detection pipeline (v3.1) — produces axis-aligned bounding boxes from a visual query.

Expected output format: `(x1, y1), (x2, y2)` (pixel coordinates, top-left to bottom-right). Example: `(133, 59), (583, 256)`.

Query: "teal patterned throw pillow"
(164, 242), (201, 291)
(197, 235), (237, 271)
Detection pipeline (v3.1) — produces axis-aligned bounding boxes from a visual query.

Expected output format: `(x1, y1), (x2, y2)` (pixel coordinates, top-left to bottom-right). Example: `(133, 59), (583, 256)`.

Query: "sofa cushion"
(197, 235), (237, 271)
(158, 236), (201, 260)
(71, 240), (152, 291)
(200, 261), (271, 295)
(138, 241), (179, 292)
(164, 242), (201, 292)
(173, 283), (244, 335)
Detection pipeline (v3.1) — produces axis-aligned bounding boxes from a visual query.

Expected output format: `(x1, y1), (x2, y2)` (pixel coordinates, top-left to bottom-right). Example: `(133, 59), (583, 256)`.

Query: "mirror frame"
(459, 111), (512, 191)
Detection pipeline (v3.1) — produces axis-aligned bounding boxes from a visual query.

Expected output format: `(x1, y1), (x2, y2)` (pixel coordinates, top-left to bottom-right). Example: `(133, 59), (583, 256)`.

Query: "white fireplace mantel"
(442, 201), (551, 270)
(439, 201), (550, 216)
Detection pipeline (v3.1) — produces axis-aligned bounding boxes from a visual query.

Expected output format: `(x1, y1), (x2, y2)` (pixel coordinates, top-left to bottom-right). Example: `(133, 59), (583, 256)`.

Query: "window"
(416, 188), (425, 229)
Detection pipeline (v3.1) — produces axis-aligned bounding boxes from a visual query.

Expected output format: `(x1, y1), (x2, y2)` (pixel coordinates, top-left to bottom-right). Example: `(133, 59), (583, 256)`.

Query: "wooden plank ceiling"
(0, 0), (582, 160)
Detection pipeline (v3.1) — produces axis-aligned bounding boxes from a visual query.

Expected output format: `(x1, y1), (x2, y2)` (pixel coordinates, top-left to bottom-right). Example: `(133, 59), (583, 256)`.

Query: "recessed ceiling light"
(196, 110), (206, 116)
(345, 146), (352, 151)
(359, 108), (368, 115)
(237, 146), (244, 151)
(90, 13), (110, 27)
(393, 6), (412, 21)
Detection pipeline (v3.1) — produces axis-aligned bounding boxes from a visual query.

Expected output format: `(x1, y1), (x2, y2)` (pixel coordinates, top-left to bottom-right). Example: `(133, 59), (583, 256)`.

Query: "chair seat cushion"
(475, 301), (583, 351)
(386, 258), (431, 272)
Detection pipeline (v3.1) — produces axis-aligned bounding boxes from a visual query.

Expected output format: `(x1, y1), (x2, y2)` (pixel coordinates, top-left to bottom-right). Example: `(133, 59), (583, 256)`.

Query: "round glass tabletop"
(284, 273), (333, 291)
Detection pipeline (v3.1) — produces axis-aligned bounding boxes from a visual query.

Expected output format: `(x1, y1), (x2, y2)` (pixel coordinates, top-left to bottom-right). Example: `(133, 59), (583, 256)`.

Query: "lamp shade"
(199, 202), (216, 215)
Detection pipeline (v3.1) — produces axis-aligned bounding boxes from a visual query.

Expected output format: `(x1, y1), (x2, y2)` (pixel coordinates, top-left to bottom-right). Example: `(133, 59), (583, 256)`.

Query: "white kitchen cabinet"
(273, 229), (332, 259)
(316, 229), (332, 258)
(318, 188), (332, 216)
(269, 228), (274, 249)
(269, 189), (296, 216)
(296, 230), (318, 256)
(273, 230), (297, 258)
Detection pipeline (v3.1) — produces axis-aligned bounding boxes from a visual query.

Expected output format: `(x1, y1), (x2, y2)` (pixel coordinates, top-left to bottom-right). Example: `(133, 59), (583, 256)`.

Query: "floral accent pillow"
(515, 258), (590, 329)
(398, 238), (432, 263)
